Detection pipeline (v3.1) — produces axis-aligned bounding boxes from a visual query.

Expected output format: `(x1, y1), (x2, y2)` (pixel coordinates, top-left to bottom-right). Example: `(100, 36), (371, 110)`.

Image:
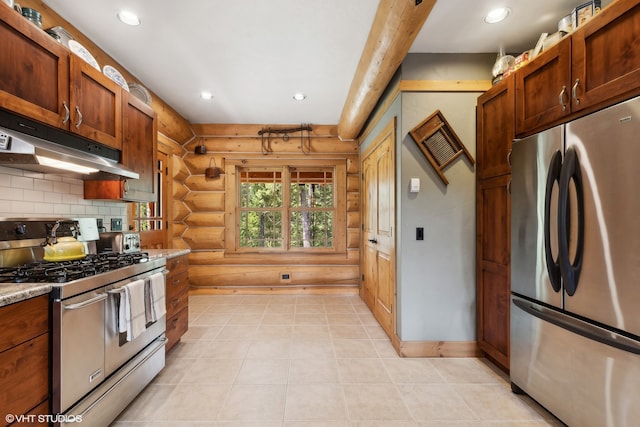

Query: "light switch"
(410, 178), (420, 193)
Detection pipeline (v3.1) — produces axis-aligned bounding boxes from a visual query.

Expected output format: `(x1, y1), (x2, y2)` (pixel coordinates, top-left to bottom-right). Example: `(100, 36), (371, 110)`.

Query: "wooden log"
(183, 192), (225, 211)
(337, 0), (436, 140)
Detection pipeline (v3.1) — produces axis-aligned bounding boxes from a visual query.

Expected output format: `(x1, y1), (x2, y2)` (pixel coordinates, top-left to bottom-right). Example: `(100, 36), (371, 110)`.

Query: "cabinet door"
(477, 75), (514, 179)
(476, 175), (511, 371)
(69, 55), (122, 149)
(515, 37), (572, 136)
(0, 5), (69, 129)
(571, 0), (640, 113)
(122, 93), (157, 201)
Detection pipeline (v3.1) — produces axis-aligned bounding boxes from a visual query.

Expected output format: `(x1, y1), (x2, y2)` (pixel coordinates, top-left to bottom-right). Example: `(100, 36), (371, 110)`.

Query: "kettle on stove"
(42, 220), (86, 261)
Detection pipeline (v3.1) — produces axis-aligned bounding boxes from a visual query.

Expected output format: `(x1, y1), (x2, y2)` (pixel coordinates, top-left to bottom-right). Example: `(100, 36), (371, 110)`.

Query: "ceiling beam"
(337, 0), (435, 141)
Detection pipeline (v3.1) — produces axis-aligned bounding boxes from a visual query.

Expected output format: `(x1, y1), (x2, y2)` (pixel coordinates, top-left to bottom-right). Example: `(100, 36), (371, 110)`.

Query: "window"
(129, 156), (164, 232)
(227, 159), (346, 254)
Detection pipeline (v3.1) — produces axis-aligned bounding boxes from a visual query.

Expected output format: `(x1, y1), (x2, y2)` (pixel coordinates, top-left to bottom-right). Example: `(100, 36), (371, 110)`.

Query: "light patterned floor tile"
(111, 294), (563, 426)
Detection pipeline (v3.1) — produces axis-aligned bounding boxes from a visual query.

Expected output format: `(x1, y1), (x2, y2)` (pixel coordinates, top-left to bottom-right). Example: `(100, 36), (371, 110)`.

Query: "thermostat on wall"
(410, 178), (420, 193)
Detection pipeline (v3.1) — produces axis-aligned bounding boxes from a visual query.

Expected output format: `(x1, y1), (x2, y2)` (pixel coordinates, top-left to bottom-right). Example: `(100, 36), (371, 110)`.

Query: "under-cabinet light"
(200, 91), (213, 100)
(36, 155), (99, 174)
(293, 93), (306, 101)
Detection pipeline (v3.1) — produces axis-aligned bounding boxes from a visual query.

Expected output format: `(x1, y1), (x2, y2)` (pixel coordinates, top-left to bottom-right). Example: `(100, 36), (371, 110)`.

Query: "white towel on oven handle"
(145, 272), (166, 323)
(118, 279), (147, 341)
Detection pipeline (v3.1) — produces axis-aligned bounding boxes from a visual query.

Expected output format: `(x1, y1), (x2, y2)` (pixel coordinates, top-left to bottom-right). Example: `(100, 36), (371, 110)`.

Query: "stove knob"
(15, 224), (27, 235)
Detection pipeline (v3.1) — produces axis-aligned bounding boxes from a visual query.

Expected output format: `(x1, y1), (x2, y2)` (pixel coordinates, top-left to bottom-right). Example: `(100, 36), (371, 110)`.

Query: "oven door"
(53, 289), (107, 414)
(105, 268), (167, 377)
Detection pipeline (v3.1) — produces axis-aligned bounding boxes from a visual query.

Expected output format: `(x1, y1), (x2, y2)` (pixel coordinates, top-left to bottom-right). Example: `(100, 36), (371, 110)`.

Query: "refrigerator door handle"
(513, 298), (640, 355)
(558, 147), (585, 296)
(544, 150), (563, 292)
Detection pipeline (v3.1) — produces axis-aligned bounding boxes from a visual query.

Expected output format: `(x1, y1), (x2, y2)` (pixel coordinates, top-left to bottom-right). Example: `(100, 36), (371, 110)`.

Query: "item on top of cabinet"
(2, 0), (14, 9)
(541, 31), (566, 51)
(128, 82), (152, 105)
(103, 65), (130, 91)
(558, 13), (573, 33)
(572, 0), (601, 28)
(21, 7), (42, 28)
(45, 25), (74, 46)
(68, 40), (100, 70)
(491, 48), (514, 79)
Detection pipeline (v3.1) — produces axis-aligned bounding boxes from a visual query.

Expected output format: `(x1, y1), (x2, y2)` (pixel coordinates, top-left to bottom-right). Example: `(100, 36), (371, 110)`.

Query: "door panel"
(361, 118), (396, 339)
(564, 97), (640, 337)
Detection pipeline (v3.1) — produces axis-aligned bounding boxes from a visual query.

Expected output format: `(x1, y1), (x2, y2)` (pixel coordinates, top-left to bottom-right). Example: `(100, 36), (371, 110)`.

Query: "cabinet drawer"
(0, 295), (49, 353)
(167, 255), (188, 275)
(0, 333), (49, 425)
(165, 308), (188, 353)
(166, 270), (189, 301)
(166, 289), (188, 319)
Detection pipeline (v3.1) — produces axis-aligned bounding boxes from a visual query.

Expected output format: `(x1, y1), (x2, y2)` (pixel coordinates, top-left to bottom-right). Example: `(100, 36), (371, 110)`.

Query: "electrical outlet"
(111, 218), (123, 231)
(0, 132), (11, 150)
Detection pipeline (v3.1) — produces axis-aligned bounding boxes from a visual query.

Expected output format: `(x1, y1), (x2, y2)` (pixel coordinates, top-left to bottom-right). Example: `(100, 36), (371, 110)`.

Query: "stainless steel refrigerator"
(510, 96), (640, 427)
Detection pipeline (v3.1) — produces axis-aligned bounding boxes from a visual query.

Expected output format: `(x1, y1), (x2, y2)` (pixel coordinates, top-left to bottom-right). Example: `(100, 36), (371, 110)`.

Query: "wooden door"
(477, 75), (514, 179)
(69, 55), (122, 149)
(122, 92), (157, 201)
(476, 175), (511, 371)
(0, 5), (69, 129)
(515, 36), (572, 136)
(361, 118), (396, 339)
(571, 0), (640, 114)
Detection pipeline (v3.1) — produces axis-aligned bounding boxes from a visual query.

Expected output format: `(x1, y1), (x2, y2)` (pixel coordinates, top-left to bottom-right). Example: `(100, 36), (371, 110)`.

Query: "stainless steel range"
(0, 218), (167, 426)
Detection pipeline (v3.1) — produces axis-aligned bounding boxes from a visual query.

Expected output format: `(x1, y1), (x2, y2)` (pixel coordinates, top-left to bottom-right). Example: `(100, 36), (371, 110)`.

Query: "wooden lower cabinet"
(0, 295), (50, 427)
(165, 254), (189, 352)
(476, 175), (511, 371)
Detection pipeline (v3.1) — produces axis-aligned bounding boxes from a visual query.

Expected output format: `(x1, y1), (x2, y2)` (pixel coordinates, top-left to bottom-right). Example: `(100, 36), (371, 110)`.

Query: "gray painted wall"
(361, 53), (496, 342)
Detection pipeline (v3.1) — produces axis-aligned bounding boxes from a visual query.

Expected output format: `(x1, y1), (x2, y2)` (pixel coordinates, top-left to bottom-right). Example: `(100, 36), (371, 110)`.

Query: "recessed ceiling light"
(117, 10), (140, 26)
(293, 93), (306, 101)
(200, 91), (213, 100)
(484, 7), (510, 24)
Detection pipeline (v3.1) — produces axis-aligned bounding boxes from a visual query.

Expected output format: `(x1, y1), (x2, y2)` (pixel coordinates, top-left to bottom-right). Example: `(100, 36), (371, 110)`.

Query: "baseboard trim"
(392, 339), (481, 358)
(189, 285), (359, 295)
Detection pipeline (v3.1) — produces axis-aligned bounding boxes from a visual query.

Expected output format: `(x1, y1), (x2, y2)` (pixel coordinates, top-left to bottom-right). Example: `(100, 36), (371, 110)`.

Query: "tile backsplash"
(0, 166), (126, 228)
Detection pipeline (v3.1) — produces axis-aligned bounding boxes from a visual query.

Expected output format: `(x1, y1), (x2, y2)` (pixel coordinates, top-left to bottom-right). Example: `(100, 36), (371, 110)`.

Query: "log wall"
(184, 124), (360, 291)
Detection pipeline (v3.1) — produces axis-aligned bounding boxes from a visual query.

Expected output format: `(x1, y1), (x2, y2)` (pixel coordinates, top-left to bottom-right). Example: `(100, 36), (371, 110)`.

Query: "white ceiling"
(42, 0), (596, 126)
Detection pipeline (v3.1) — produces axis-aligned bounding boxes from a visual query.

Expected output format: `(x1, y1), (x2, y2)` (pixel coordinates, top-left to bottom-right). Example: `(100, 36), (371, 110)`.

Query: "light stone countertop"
(0, 283), (52, 308)
(0, 249), (190, 308)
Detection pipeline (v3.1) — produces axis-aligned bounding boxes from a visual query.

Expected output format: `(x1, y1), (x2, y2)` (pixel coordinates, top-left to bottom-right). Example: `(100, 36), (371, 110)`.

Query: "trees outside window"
(227, 159), (346, 254)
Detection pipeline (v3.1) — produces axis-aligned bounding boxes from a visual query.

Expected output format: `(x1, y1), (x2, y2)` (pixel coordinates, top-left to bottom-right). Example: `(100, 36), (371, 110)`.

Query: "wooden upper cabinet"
(477, 74), (515, 180)
(515, 37), (572, 136)
(122, 92), (157, 200)
(0, 5), (69, 129)
(84, 93), (157, 202)
(571, 0), (640, 113)
(69, 55), (123, 150)
(516, 0), (640, 136)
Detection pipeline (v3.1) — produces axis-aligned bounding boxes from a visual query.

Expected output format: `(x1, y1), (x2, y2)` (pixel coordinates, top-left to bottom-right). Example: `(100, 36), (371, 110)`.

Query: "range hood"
(0, 110), (139, 180)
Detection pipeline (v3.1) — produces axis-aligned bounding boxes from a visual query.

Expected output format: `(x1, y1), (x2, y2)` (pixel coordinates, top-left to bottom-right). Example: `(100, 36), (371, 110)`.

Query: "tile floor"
(112, 294), (564, 427)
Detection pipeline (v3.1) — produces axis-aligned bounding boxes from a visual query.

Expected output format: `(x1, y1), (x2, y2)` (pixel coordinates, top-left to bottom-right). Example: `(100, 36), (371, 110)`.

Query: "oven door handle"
(64, 293), (108, 310)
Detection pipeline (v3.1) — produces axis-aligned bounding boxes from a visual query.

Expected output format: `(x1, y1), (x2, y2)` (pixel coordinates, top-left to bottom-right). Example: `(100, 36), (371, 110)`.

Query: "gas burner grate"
(0, 252), (150, 284)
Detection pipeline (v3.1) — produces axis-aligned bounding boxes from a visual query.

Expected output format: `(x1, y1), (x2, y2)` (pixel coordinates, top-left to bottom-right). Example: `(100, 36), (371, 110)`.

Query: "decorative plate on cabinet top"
(68, 40), (100, 71)
(103, 65), (130, 92)
(128, 82), (152, 105)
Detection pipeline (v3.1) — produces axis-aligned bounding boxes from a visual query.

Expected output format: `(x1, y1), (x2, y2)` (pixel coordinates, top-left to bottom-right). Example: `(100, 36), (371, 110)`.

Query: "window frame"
(225, 158), (347, 255)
